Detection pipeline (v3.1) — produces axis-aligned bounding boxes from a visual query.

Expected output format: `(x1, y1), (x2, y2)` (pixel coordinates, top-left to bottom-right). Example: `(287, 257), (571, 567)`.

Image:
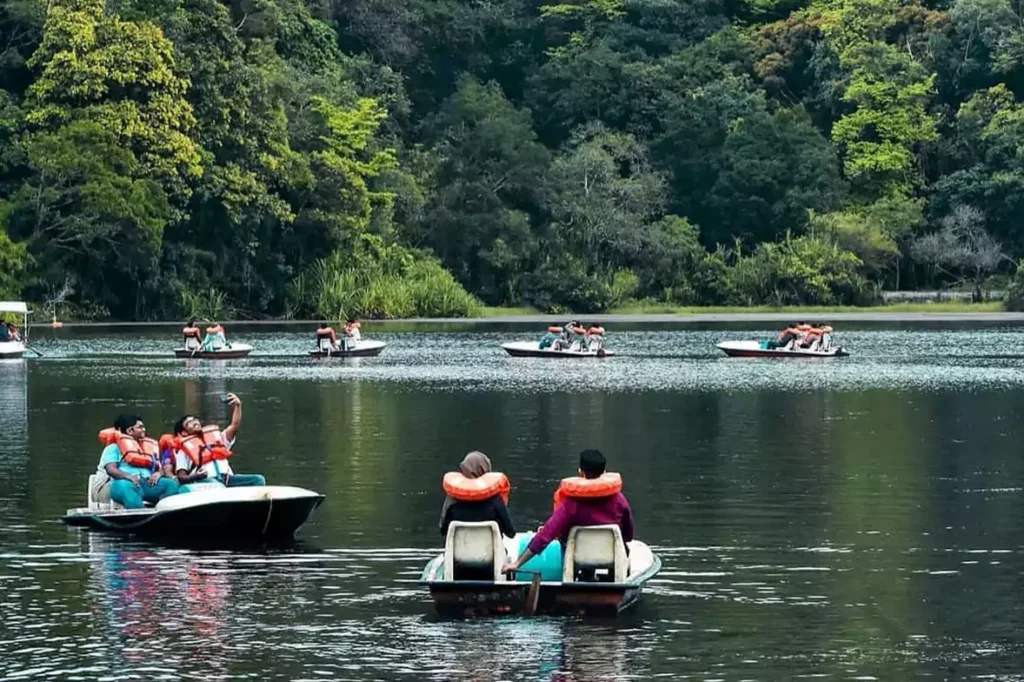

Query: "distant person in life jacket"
(343, 318), (361, 342)
(171, 393), (266, 488)
(501, 449), (633, 575)
(97, 414), (180, 509)
(440, 451), (516, 538)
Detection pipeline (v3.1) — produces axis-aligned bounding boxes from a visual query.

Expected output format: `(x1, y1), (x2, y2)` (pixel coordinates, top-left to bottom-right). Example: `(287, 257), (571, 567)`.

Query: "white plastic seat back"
(318, 337), (333, 352)
(444, 521), (504, 582)
(822, 333), (831, 350)
(563, 524), (628, 583)
(184, 337), (200, 351)
(88, 473), (122, 511)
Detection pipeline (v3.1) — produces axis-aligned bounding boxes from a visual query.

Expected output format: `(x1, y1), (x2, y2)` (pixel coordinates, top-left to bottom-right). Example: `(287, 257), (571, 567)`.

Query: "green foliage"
(291, 241), (482, 319)
(0, 0), (1021, 317)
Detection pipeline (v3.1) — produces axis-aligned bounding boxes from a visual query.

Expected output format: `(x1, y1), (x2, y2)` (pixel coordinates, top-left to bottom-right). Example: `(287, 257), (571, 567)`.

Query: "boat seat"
(444, 521), (505, 582)
(88, 473), (123, 511)
(317, 337), (333, 352)
(563, 525), (628, 583)
(184, 337), (201, 351)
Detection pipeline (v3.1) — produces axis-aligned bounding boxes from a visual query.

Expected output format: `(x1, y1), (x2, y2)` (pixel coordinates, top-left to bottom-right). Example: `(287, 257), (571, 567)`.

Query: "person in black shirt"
(439, 451), (516, 538)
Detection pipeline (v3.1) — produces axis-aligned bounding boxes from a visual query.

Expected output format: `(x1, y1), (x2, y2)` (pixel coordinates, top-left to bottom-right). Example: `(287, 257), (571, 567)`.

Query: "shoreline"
(35, 311), (1024, 327)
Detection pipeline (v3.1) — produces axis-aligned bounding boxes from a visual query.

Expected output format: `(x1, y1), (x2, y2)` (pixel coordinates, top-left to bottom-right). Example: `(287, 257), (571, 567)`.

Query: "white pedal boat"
(0, 301), (31, 358)
(717, 339), (848, 358)
(174, 342), (253, 359)
(501, 341), (613, 358)
(308, 339), (386, 358)
(62, 475), (324, 540)
(421, 522), (660, 617)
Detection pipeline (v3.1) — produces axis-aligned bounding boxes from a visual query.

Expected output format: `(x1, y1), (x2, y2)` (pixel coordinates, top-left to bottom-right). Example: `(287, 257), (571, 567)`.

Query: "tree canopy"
(0, 0), (1021, 317)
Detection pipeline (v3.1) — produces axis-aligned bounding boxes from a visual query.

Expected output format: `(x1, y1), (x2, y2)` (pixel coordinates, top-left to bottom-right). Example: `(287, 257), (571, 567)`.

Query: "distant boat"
(717, 339), (848, 358)
(308, 339), (386, 358)
(0, 301), (31, 359)
(173, 343), (253, 359)
(501, 341), (613, 358)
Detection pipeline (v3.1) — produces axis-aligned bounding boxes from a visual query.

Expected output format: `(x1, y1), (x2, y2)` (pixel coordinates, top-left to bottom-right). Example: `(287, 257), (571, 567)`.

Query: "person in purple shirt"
(502, 449), (634, 577)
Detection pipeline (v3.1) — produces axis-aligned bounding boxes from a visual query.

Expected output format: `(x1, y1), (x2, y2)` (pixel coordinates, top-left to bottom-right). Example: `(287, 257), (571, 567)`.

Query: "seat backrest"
(88, 473), (122, 511)
(184, 337), (200, 350)
(563, 524), (628, 583)
(443, 521), (504, 582)
(318, 336), (332, 352)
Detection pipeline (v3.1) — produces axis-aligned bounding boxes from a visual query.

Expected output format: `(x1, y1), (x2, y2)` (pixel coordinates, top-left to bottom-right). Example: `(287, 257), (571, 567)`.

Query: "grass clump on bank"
(288, 243), (482, 320)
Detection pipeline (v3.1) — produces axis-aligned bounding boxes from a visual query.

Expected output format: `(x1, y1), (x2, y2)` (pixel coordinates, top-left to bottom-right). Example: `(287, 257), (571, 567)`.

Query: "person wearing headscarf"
(439, 451), (516, 538)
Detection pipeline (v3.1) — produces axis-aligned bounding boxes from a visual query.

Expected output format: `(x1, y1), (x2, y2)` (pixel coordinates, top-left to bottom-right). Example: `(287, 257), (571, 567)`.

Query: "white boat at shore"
(0, 302), (31, 359)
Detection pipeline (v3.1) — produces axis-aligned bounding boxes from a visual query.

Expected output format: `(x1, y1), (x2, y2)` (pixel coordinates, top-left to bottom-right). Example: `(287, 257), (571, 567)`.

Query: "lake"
(3, 321), (1024, 680)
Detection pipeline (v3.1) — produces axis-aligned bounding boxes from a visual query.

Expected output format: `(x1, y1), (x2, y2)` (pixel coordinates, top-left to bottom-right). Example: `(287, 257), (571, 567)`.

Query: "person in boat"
(800, 323), (826, 348)
(315, 322), (339, 351)
(9, 323), (19, 341)
(501, 449), (634, 577)
(343, 318), (361, 341)
(97, 414), (180, 509)
(182, 319), (202, 350)
(171, 393), (266, 488)
(767, 322), (802, 349)
(202, 323), (228, 351)
(0, 323), (9, 342)
(539, 326), (561, 349)
(440, 451), (516, 538)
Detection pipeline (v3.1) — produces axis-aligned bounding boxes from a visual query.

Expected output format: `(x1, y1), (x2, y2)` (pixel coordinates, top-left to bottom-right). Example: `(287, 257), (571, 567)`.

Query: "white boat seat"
(318, 337), (333, 352)
(444, 521), (505, 582)
(563, 524), (628, 583)
(184, 337), (200, 351)
(88, 473), (123, 511)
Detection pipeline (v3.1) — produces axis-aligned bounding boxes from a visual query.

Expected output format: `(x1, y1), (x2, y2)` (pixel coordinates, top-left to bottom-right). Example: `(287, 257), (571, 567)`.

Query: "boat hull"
(501, 341), (613, 358)
(174, 343), (253, 359)
(717, 340), (848, 358)
(420, 550), (660, 617)
(62, 486), (323, 540)
(308, 341), (386, 358)
(0, 341), (26, 358)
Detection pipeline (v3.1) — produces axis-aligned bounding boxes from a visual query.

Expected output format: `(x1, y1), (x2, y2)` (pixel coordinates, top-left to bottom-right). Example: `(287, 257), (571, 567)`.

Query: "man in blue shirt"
(98, 414), (179, 509)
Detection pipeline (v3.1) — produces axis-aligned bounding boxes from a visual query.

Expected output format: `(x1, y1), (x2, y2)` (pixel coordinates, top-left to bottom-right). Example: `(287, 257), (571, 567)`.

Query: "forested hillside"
(1, 0), (1023, 319)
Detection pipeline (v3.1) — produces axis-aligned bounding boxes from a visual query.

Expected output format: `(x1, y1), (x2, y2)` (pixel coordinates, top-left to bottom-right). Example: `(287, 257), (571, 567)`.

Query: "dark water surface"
(4, 323), (1024, 680)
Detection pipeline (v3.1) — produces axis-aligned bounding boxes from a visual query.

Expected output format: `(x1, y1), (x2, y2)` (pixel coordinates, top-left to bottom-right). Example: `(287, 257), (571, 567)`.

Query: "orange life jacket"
(443, 471), (511, 504)
(795, 324), (812, 333)
(98, 428), (159, 469)
(571, 326), (586, 335)
(316, 327), (337, 342)
(178, 424), (232, 468)
(552, 472), (623, 510)
(587, 327), (605, 336)
(206, 325), (224, 336)
(182, 327), (202, 339)
(804, 326), (824, 340)
(546, 326), (562, 334)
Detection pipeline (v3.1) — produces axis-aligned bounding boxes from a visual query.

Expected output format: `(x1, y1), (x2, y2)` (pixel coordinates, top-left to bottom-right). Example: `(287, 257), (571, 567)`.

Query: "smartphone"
(219, 393), (231, 403)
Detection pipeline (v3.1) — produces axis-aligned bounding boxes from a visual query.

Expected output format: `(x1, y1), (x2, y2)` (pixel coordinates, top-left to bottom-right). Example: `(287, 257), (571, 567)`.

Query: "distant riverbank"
(36, 301), (1024, 326)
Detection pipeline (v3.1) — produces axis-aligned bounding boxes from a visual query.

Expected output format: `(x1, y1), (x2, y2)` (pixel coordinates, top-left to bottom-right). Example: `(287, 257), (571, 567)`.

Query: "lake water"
(3, 322), (1024, 680)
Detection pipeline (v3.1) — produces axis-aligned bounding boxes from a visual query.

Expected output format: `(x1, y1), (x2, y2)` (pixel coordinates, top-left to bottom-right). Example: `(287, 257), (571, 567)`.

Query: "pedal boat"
(62, 476), (324, 540)
(0, 301), (31, 358)
(308, 339), (386, 358)
(501, 341), (613, 358)
(420, 522), (660, 617)
(717, 339), (848, 358)
(173, 343), (253, 359)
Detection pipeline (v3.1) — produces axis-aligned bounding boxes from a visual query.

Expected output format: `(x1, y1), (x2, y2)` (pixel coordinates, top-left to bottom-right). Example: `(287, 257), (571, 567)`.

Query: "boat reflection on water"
(415, 616), (643, 681)
(86, 534), (233, 674)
